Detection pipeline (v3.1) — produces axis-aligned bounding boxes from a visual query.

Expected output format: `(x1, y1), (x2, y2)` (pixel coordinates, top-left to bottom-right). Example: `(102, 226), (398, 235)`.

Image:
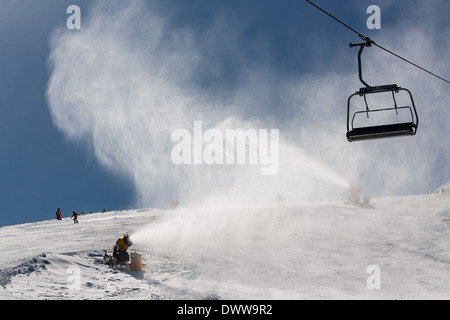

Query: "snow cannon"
(113, 233), (133, 264)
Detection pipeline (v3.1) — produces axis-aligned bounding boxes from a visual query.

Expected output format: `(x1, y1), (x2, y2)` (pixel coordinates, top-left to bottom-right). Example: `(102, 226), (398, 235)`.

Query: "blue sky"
(1, 0), (449, 226)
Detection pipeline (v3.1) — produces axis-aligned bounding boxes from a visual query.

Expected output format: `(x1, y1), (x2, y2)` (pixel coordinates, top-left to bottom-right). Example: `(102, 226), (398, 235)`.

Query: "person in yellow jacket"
(113, 233), (133, 264)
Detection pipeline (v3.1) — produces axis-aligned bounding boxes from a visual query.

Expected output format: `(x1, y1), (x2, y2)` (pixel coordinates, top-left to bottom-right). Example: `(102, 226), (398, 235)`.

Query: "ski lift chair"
(346, 40), (419, 142)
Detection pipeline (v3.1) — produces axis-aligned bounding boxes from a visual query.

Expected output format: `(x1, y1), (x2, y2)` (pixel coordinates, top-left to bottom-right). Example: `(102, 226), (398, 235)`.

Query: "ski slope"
(1, 193), (449, 300)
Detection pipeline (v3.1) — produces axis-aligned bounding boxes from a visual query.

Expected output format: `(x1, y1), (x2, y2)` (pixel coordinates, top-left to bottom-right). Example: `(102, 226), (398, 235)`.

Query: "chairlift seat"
(347, 86), (418, 142)
(345, 41), (419, 142)
(347, 122), (416, 142)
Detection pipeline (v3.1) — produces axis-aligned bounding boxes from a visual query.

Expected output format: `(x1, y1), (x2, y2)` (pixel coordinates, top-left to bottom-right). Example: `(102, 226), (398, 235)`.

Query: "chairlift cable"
(305, 0), (450, 85)
(371, 42), (450, 85)
(305, 0), (367, 41)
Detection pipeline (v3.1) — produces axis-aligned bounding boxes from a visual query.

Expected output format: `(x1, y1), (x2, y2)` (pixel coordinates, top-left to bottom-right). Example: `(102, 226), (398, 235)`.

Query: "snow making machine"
(103, 233), (133, 267)
(113, 233), (133, 264)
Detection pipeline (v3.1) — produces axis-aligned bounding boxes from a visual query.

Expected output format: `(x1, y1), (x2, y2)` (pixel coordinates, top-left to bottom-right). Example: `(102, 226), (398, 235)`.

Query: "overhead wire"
(305, 0), (450, 85)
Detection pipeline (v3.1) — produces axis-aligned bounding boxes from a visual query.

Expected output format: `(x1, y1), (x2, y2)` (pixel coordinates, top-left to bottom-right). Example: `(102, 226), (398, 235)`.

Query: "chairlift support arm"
(349, 39), (373, 88)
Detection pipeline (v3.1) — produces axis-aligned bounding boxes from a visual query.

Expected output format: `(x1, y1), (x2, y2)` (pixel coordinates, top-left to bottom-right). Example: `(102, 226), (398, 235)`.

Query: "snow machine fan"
(346, 39), (419, 142)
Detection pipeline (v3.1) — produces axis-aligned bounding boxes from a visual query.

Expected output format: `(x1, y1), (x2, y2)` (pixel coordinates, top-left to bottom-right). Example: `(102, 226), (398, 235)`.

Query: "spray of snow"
(46, 0), (450, 257)
(46, 0), (350, 211)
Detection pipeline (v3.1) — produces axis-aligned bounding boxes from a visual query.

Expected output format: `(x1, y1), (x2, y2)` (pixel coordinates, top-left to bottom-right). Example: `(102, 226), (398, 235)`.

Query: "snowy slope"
(1, 193), (450, 300)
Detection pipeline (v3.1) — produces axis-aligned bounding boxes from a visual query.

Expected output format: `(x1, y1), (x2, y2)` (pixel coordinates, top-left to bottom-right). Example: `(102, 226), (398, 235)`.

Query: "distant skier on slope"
(72, 211), (79, 224)
(276, 193), (285, 207)
(56, 208), (62, 220)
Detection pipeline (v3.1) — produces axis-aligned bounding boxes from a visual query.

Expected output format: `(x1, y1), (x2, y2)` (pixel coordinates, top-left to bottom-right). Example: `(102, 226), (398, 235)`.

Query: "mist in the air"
(46, 0), (359, 211)
(46, 0), (450, 257)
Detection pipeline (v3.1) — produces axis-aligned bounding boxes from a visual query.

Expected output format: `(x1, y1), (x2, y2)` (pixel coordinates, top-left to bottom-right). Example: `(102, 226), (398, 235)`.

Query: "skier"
(56, 208), (62, 220)
(276, 193), (285, 207)
(72, 211), (79, 224)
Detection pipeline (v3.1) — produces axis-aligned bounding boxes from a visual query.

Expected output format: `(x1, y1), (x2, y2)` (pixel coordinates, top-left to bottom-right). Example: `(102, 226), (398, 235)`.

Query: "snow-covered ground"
(1, 193), (450, 300)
